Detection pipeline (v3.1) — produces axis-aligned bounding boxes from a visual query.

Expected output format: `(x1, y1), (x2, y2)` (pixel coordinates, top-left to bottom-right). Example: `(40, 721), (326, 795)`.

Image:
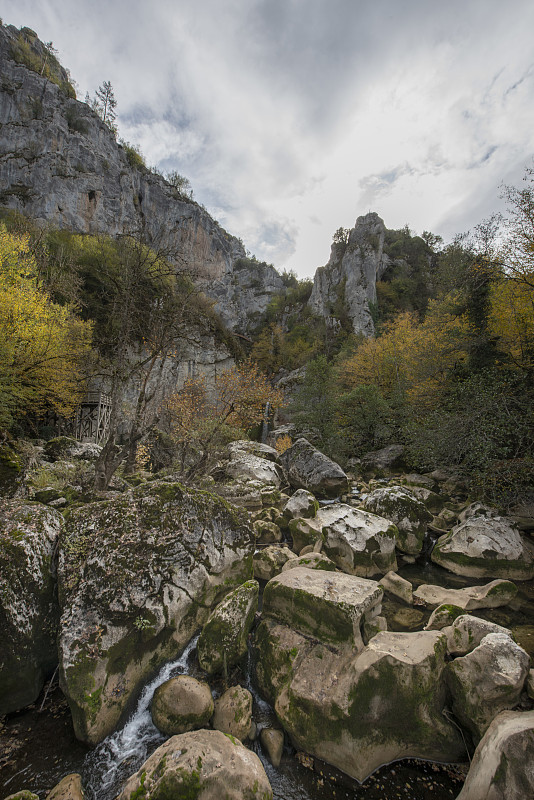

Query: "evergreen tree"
(89, 80), (117, 133)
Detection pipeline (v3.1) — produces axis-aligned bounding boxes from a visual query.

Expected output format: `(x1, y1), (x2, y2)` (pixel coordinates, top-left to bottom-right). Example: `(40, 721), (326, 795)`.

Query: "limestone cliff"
(308, 212), (390, 336)
(0, 23), (283, 334)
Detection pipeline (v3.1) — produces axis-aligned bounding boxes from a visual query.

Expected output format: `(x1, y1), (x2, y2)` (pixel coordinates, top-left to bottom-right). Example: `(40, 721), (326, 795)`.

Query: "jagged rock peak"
(309, 211), (389, 337)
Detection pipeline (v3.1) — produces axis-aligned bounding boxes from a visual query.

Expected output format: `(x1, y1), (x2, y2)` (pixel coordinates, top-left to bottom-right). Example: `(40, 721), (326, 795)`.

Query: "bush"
(65, 106), (89, 134)
(10, 29), (76, 98)
(120, 141), (146, 169)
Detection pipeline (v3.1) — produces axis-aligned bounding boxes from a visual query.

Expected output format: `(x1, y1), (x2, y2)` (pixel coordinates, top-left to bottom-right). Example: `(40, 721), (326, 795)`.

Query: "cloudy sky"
(3, 1), (534, 277)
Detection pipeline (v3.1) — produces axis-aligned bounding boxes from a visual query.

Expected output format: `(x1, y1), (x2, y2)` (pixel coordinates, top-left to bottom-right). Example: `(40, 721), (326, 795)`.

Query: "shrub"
(120, 140), (146, 170)
(65, 106), (89, 134)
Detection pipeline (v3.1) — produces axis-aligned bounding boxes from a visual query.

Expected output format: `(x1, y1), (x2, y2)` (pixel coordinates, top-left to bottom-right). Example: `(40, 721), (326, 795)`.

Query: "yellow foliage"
(0, 225), (92, 427)
(489, 278), (534, 369)
(339, 304), (470, 412)
(275, 434), (292, 455)
(165, 360), (285, 475)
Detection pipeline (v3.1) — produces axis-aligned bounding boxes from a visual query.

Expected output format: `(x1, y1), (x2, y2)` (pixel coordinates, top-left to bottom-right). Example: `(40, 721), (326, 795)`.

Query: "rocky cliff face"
(309, 212), (390, 336)
(0, 23), (283, 334)
(0, 23), (390, 341)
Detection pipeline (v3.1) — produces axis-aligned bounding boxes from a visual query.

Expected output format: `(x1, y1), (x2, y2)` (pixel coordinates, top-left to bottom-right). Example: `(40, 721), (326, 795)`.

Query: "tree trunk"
(94, 437), (124, 491)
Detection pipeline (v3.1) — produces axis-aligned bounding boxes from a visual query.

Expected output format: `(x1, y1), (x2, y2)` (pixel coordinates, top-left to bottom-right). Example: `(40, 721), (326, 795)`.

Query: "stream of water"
(82, 635), (199, 799)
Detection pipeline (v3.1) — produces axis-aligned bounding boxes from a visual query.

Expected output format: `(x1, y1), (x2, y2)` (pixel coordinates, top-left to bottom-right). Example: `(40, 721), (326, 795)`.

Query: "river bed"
(2, 559), (533, 800)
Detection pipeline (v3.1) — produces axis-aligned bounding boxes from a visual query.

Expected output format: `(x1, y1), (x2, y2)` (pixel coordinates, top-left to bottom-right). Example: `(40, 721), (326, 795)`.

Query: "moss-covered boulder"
(281, 552), (336, 572)
(5, 792), (39, 800)
(0, 501), (63, 715)
(118, 729), (272, 800)
(445, 632), (530, 742)
(413, 579), (518, 611)
(0, 441), (24, 496)
(57, 481), (254, 745)
(444, 614), (514, 656)
(45, 773), (85, 800)
(361, 486), (432, 555)
(283, 489), (319, 521)
(253, 545), (298, 581)
(197, 580), (259, 675)
(288, 516), (323, 553)
(252, 519), (282, 544)
(457, 710), (534, 800)
(360, 444), (406, 477)
(151, 675), (213, 736)
(425, 604), (464, 630)
(431, 516), (534, 580)
(212, 685), (253, 741)
(254, 621), (465, 782)
(295, 503), (398, 577)
(279, 438), (349, 498)
(262, 568), (383, 650)
(406, 486), (445, 514)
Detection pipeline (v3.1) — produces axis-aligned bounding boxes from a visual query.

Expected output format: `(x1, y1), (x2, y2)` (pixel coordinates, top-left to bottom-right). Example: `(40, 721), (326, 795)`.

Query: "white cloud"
(3, 0), (534, 276)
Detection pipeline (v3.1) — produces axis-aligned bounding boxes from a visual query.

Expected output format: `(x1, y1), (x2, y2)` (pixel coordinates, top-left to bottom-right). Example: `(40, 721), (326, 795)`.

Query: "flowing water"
(83, 635), (199, 799)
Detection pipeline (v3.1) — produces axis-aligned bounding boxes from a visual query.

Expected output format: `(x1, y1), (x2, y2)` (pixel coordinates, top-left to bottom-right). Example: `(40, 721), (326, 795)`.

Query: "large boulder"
(445, 615), (516, 656)
(379, 571), (413, 605)
(253, 545), (298, 581)
(197, 580), (259, 675)
(57, 481), (254, 745)
(445, 632), (530, 742)
(283, 489), (319, 520)
(0, 501), (63, 715)
(254, 621), (465, 782)
(262, 568), (383, 650)
(43, 437), (101, 462)
(413, 579), (518, 611)
(228, 440), (279, 462)
(151, 675), (214, 736)
(212, 685), (253, 741)
(431, 516), (534, 580)
(252, 519), (282, 544)
(457, 710), (534, 800)
(44, 773), (85, 800)
(290, 503), (397, 577)
(360, 444), (406, 476)
(361, 486), (432, 554)
(226, 452), (283, 487)
(118, 729), (272, 800)
(279, 438), (349, 498)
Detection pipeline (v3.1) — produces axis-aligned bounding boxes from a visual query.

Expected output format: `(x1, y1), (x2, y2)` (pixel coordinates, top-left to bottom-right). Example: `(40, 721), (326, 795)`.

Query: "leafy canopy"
(0, 225), (92, 430)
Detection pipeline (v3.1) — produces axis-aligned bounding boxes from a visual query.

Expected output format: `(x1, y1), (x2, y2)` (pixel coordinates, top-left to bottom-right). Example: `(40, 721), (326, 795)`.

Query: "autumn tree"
(165, 360), (285, 478)
(0, 225), (92, 430)
(500, 165), (534, 289)
(79, 229), (214, 490)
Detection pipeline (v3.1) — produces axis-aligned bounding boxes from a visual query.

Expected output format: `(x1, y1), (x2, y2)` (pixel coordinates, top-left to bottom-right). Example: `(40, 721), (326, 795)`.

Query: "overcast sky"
(3, 1), (534, 277)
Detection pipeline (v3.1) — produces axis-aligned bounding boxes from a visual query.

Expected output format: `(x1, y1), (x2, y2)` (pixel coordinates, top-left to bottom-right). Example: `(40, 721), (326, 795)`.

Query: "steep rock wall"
(0, 23), (283, 333)
(308, 212), (389, 336)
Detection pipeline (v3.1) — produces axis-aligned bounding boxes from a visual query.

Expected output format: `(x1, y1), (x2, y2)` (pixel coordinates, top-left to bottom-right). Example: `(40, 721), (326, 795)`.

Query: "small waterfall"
(83, 635), (199, 800)
(261, 401), (271, 444)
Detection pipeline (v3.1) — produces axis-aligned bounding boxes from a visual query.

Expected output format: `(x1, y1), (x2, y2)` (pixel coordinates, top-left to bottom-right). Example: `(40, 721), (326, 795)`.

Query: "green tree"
(289, 355), (341, 456)
(89, 80), (117, 133)
(0, 225), (92, 430)
(166, 170), (193, 198)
